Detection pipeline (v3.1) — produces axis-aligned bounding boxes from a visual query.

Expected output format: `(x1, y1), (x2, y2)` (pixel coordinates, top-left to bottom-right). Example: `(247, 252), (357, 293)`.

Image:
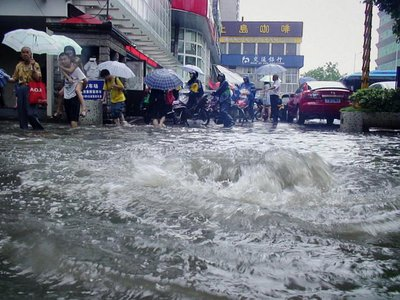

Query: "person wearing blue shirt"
(239, 76), (256, 120)
(212, 73), (234, 128)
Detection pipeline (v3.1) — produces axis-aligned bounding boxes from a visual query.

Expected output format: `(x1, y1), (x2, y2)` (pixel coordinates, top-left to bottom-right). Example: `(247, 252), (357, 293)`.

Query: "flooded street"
(1, 120), (400, 299)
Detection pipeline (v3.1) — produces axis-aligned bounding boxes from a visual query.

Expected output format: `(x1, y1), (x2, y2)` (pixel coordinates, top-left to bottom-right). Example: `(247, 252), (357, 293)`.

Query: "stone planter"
(340, 111), (400, 132)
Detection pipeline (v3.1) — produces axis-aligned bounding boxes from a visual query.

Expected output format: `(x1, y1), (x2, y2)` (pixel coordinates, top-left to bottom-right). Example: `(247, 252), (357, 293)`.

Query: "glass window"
(197, 58), (204, 71)
(178, 40), (184, 53)
(178, 55), (184, 64)
(178, 28), (184, 39)
(197, 45), (203, 56)
(258, 43), (270, 55)
(286, 43), (297, 55)
(228, 43), (241, 54)
(185, 42), (196, 55)
(185, 56), (196, 65)
(271, 43), (284, 55)
(186, 30), (197, 42)
(243, 43), (255, 55)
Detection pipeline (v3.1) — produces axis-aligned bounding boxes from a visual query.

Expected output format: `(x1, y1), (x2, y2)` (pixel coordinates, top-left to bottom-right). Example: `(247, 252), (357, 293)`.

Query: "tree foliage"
(302, 62), (343, 81)
(371, 0), (400, 40)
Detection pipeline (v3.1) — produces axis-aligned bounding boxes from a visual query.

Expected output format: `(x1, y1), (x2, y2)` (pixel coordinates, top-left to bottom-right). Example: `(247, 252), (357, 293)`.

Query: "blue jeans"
(111, 102), (125, 119)
(16, 85), (44, 130)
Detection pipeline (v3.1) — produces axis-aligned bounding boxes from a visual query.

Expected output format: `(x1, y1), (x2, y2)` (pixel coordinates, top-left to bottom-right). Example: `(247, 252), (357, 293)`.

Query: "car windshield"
(307, 81), (347, 90)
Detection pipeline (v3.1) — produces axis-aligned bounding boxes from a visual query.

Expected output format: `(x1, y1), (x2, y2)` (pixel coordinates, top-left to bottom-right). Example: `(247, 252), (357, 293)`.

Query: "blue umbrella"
(145, 68), (183, 90)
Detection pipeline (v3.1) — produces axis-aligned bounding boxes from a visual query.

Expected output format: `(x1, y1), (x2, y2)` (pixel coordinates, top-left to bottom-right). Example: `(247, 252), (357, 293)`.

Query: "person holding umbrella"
(148, 88), (167, 128)
(8, 46), (44, 130)
(99, 69), (127, 126)
(144, 68), (184, 128)
(268, 74), (281, 125)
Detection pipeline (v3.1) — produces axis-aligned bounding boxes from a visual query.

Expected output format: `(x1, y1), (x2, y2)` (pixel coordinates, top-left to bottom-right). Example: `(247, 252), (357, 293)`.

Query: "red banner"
(171, 0), (208, 17)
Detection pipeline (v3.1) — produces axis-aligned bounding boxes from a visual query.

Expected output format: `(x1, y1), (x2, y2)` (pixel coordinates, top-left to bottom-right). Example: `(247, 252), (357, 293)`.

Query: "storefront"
(220, 21), (304, 93)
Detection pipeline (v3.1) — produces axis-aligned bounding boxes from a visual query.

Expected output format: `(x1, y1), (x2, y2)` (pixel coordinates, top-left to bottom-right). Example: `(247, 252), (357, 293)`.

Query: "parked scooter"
(166, 89), (210, 126)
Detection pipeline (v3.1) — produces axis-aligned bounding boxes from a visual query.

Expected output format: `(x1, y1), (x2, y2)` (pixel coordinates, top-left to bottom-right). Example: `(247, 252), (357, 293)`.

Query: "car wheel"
(327, 117), (334, 125)
(296, 107), (305, 125)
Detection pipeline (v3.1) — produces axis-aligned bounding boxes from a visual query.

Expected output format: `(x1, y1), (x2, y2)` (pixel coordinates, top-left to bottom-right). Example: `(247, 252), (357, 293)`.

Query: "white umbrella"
(2, 28), (60, 54)
(50, 35), (82, 55)
(98, 61), (135, 79)
(255, 64), (287, 75)
(259, 75), (273, 82)
(215, 65), (243, 85)
(181, 64), (204, 75)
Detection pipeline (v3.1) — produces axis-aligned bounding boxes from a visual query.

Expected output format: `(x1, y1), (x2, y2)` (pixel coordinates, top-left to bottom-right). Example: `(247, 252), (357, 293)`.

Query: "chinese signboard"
(219, 36), (302, 44)
(82, 80), (104, 101)
(221, 21), (303, 38)
(221, 54), (304, 68)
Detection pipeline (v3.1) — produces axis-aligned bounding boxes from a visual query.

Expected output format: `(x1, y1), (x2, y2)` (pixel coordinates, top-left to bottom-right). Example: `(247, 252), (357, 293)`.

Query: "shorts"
(111, 101), (125, 119)
(64, 96), (80, 122)
(262, 97), (271, 106)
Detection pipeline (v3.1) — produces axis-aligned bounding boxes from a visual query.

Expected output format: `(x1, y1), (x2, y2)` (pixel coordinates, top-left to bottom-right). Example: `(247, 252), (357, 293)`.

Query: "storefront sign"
(221, 54), (304, 68)
(222, 21), (303, 38)
(219, 36), (302, 44)
(82, 80), (104, 100)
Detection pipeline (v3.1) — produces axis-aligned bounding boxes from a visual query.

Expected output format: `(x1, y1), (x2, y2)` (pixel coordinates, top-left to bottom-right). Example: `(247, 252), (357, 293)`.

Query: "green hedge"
(347, 88), (400, 112)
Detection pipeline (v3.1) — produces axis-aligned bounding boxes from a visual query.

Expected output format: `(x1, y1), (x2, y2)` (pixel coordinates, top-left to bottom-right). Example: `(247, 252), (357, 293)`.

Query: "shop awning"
(60, 13), (102, 25)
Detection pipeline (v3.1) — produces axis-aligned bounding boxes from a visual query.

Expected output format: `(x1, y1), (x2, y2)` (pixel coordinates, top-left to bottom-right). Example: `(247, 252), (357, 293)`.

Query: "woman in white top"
(269, 74), (281, 125)
(262, 81), (271, 122)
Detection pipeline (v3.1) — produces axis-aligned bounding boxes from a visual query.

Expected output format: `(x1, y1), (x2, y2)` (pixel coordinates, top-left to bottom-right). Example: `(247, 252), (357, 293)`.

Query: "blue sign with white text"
(221, 54), (304, 68)
(82, 80), (104, 101)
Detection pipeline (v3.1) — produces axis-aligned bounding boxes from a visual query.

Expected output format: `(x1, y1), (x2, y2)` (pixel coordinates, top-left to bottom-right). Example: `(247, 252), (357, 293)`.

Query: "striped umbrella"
(144, 68), (183, 90)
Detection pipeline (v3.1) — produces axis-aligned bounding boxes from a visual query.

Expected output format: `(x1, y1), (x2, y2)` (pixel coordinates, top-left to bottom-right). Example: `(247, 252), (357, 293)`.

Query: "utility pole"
(361, 0), (373, 89)
(106, 0), (110, 20)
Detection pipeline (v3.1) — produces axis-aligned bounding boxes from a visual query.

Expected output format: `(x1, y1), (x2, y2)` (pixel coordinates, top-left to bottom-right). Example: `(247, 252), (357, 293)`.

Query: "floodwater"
(0, 120), (399, 299)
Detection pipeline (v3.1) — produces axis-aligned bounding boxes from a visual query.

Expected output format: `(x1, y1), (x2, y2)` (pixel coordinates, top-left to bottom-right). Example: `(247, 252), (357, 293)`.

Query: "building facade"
(219, 0), (240, 21)
(219, 21), (304, 93)
(170, 0), (221, 82)
(375, 11), (399, 70)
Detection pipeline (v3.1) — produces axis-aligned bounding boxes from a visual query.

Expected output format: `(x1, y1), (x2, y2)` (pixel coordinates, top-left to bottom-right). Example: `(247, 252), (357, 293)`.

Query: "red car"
(287, 81), (352, 125)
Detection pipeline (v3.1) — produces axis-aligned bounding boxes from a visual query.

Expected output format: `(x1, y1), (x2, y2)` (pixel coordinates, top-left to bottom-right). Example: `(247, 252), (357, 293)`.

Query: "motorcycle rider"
(239, 76), (256, 120)
(186, 71), (204, 113)
(212, 73), (234, 128)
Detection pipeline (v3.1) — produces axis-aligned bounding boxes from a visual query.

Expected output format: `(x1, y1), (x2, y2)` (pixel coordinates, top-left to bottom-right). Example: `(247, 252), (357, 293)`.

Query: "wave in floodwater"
(0, 122), (400, 299)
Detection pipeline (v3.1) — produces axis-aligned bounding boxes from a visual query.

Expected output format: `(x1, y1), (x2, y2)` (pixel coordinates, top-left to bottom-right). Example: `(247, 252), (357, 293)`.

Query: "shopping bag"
(28, 81), (47, 105)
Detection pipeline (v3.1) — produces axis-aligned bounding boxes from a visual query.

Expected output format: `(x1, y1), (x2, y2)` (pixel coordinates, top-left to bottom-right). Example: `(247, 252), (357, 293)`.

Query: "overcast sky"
(239, 0), (379, 75)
